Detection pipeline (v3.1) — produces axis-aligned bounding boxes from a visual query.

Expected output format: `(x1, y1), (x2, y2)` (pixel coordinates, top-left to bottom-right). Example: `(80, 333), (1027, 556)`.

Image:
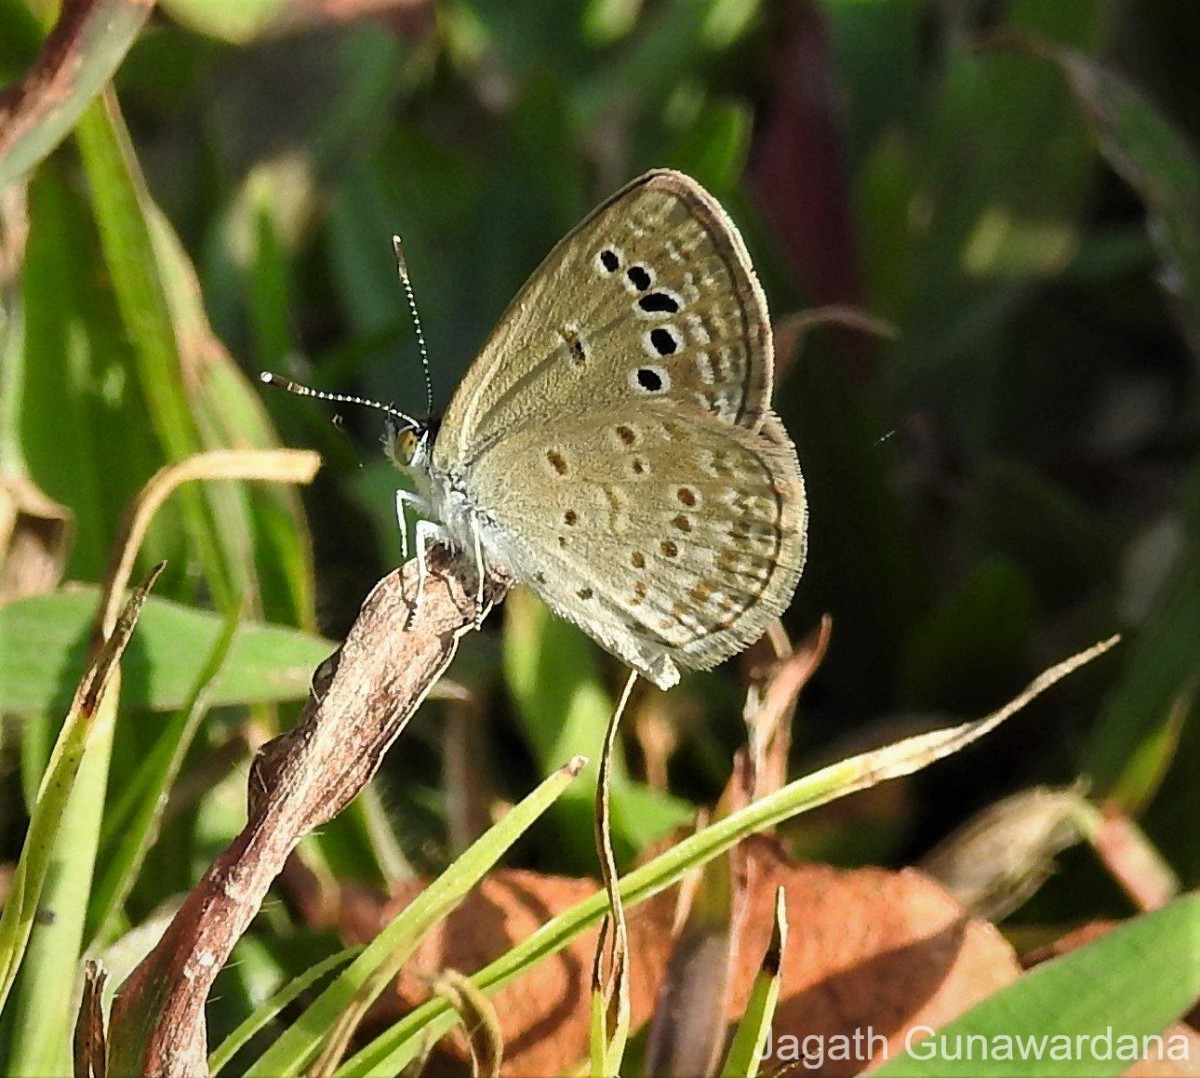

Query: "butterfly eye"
(394, 428), (419, 466)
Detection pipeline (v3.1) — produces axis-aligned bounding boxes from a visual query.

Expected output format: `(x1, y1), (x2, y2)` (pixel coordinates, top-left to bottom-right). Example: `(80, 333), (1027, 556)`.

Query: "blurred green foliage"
(1, 0), (1199, 1069)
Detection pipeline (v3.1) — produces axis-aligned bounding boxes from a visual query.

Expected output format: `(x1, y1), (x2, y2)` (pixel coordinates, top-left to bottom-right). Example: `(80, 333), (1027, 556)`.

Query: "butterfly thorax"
(385, 413), (509, 583)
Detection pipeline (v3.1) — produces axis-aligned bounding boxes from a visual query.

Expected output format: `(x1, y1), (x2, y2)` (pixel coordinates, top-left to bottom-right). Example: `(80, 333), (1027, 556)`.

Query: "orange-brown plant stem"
(106, 549), (504, 1075)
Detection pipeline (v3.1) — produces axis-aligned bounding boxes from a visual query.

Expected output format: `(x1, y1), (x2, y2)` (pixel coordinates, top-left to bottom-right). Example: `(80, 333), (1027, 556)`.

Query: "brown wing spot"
(631, 458), (648, 476)
(615, 424), (637, 446)
(660, 540), (679, 558)
(558, 536), (567, 548)
(577, 587), (594, 600)
(631, 551), (646, 569)
(547, 450), (568, 475)
(714, 592), (745, 630)
(564, 510), (578, 526)
(676, 487), (698, 507)
(533, 571), (547, 585)
(672, 514), (693, 533)
(631, 581), (648, 606)
(716, 549), (737, 572)
(690, 581), (715, 603)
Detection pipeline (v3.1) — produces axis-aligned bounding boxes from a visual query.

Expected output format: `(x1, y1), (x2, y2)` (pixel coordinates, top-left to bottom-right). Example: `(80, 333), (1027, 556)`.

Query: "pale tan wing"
(466, 402), (806, 689)
(434, 170), (773, 473)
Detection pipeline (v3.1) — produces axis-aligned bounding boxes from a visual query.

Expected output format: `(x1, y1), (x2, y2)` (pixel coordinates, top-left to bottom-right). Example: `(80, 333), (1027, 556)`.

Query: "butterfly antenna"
(392, 235), (434, 417)
(259, 372), (419, 429)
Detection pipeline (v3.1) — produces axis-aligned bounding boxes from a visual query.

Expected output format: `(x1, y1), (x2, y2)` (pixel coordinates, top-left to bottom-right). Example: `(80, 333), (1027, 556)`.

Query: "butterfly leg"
(407, 518), (447, 625)
(394, 488), (431, 563)
(471, 524), (486, 627)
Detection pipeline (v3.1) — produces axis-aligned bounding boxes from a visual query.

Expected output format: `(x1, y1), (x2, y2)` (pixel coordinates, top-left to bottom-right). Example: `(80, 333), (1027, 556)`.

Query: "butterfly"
(267, 170), (807, 690)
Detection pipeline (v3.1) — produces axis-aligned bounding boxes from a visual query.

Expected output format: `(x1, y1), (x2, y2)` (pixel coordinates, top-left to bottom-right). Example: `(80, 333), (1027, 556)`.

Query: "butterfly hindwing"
(465, 402), (806, 689)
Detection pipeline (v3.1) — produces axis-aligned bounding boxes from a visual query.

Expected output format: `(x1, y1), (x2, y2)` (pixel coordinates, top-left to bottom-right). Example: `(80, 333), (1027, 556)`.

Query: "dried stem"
(107, 550), (504, 1075)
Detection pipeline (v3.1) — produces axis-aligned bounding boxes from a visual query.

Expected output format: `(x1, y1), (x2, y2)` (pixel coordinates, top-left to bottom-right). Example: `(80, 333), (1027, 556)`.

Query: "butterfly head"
(383, 412), (438, 473)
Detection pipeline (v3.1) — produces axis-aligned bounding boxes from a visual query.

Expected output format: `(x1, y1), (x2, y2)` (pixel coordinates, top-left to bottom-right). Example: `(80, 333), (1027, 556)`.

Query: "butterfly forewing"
(434, 171), (773, 471)
(466, 402), (806, 689)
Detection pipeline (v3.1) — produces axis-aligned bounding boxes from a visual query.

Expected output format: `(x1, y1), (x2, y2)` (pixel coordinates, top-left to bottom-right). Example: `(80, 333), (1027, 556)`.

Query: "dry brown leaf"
(728, 837), (1021, 1076)
(1125, 1025), (1200, 1077)
(742, 615), (833, 802)
(919, 785), (1088, 922)
(0, 473), (72, 601)
(73, 961), (108, 1078)
(773, 308), (898, 386)
(342, 840), (1021, 1076)
(343, 870), (677, 1076)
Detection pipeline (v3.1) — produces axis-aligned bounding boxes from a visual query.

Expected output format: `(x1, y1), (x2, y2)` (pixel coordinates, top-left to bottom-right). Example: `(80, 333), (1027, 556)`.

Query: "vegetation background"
(0, 0), (1198, 1073)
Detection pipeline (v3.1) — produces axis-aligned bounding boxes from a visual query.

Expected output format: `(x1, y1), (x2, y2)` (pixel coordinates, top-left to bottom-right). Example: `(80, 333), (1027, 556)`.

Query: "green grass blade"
(0, 0), (152, 188)
(720, 887), (787, 1078)
(5, 675), (117, 1075)
(503, 588), (691, 867)
(1050, 45), (1200, 357)
(208, 946), (362, 1077)
(0, 566), (160, 1017)
(1085, 467), (1200, 799)
(85, 600), (242, 944)
(873, 893), (1200, 1077)
(73, 92), (234, 611)
(14, 163), (164, 582)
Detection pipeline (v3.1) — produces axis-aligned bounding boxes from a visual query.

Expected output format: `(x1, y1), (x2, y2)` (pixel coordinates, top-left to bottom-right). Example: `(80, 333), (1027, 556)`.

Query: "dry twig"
(107, 549), (504, 1074)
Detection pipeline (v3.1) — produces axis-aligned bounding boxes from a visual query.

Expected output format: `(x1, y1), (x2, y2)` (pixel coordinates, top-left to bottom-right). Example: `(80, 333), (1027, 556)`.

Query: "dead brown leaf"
(1125, 1024), (1200, 1077)
(342, 840), (1020, 1076)
(0, 473), (72, 601)
(345, 869), (677, 1077)
(729, 838), (1022, 1077)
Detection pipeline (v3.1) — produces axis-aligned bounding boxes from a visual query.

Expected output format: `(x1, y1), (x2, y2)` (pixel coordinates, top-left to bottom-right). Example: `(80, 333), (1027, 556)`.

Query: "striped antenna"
(259, 372), (419, 429)
(392, 235), (434, 417)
